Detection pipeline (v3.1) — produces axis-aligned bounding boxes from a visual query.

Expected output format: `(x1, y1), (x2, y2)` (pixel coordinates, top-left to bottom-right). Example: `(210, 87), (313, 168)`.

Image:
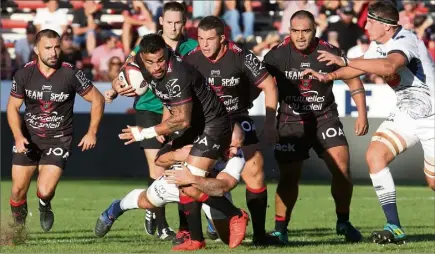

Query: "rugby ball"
(118, 62), (148, 96)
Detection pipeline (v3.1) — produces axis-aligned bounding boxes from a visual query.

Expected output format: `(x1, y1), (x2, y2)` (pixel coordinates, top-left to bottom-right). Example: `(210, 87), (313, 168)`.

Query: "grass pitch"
(1, 180), (434, 253)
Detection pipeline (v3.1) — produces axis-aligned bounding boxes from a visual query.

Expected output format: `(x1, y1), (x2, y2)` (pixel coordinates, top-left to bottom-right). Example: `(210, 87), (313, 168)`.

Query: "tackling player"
(104, 2), (197, 240)
(105, 34), (249, 250)
(8, 29), (104, 232)
(182, 16), (280, 245)
(95, 123), (246, 249)
(303, 1), (434, 244)
(263, 10), (368, 244)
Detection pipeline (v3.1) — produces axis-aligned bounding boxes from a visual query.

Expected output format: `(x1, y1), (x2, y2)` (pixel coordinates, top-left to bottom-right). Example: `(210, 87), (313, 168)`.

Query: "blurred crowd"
(1, 0), (434, 83)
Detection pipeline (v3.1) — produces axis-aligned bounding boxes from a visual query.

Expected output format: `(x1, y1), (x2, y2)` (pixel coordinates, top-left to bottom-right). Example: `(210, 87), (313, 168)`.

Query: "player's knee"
(138, 191), (153, 209)
(10, 186), (27, 201)
(241, 151), (264, 182)
(365, 146), (389, 171)
(36, 187), (55, 201)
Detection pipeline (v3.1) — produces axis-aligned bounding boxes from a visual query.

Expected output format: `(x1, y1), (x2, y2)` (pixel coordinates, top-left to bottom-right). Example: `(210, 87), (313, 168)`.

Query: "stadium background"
(1, 0), (434, 184)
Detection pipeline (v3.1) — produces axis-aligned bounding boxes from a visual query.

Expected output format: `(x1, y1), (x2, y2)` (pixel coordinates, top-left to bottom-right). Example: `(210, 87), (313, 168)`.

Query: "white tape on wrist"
(131, 126), (158, 141)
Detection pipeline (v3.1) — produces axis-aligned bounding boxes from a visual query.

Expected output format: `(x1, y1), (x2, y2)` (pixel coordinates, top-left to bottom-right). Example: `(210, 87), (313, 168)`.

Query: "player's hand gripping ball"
(118, 62), (148, 96)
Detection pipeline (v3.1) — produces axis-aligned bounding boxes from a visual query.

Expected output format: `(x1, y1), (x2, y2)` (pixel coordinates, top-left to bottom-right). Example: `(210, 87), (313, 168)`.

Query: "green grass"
(1, 180), (434, 253)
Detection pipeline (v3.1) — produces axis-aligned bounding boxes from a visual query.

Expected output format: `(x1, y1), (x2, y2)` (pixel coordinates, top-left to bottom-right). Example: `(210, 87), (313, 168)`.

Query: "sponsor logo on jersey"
(244, 53), (265, 77)
(301, 62), (310, 68)
(211, 70), (221, 77)
(11, 78), (17, 93)
(222, 77), (240, 87)
(220, 95), (239, 112)
(275, 143), (295, 152)
(42, 85), (52, 91)
(25, 89), (70, 102)
(286, 91), (326, 112)
(75, 70), (91, 90)
(165, 78), (181, 98)
(25, 111), (65, 130)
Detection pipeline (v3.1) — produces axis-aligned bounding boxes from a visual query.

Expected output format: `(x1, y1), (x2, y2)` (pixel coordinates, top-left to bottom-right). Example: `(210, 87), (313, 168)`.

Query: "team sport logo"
(300, 78), (312, 91)
(244, 53), (265, 77)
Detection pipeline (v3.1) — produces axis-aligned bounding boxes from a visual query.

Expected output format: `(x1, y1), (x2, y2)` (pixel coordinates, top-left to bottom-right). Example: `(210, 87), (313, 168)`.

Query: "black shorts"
(274, 114), (348, 163)
(136, 110), (163, 150)
(230, 114), (258, 146)
(12, 134), (73, 169)
(156, 117), (232, 161)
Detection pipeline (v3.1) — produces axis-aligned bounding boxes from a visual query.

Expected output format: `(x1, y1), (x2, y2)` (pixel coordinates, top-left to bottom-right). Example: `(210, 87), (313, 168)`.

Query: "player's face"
(289, 17), (316, 51)
(140, 49), (167, 79)
(35, 36), (61, 68)
(160, 11), (184, 40)
(198, 28), (225, 58)
(365, 18), (386, 42)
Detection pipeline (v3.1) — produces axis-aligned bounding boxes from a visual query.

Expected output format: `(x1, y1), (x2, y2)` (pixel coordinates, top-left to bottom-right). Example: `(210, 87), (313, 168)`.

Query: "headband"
(367, 11), (399, 26)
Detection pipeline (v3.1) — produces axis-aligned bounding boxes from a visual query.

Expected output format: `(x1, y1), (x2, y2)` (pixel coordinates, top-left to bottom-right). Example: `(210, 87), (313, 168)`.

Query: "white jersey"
(364, 27), (435, 119)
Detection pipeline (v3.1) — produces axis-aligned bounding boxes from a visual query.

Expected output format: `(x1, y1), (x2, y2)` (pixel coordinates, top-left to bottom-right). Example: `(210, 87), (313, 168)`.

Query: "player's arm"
(345, 53), (407, 77)
(154, 102), (192, 135)
(155, 145), (192, 168)
(81, 86), (105, 136)
(343, 77), (369, 136)
(244, 51), (279, 143)
(7, 76), (29, 153)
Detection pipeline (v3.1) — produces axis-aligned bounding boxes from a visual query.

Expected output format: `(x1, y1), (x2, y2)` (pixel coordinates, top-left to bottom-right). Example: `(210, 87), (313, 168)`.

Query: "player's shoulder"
(317, 38), (341, 55)
(391, 28), (418, 45)
(265, 36), (291, 60)
(227, 41), (246, 57)
(14, 60), (36, 80)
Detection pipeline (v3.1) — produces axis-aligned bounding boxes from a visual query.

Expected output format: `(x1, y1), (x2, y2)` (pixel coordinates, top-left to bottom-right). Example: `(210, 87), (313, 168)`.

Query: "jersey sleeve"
(72, 69), (94, 96)
(242, 51), (270, 87)
(387, 35), (417, 64)
(167, 75), (193, 106)
(263, 48), (281, 77)
(10, 73), (25, 99)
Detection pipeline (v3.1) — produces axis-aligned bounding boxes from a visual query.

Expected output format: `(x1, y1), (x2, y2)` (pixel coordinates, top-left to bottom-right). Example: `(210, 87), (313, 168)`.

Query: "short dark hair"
(139, 34), (167, 54)
(162, 1), (186, 20)
(290, 10), (316, 25)
(198, 16), (225, 36)
(368, 1), (399, 23)
(35, 29), (60, 45)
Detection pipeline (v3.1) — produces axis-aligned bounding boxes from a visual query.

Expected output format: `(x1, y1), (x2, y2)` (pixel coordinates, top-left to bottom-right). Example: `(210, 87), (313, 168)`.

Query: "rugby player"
(101, 34), (249, 250)
(182, 15), (281, 245)
(95, 123), (246, 248)
(104, 2), (197, 240)
(263, 10), (368, 243)
(302, 1), (434, 244)
(8, 29), (104, 232)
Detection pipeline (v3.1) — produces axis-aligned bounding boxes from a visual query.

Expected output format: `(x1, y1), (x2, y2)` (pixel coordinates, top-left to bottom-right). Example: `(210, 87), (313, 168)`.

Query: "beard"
(41, 57), (59, 68)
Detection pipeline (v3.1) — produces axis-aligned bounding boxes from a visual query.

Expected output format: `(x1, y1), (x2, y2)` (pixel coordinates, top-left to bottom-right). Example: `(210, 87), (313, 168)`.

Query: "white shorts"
(146, 175), (180, 207)
(377, 110), (434, 160)
(202, 192), (233, 220)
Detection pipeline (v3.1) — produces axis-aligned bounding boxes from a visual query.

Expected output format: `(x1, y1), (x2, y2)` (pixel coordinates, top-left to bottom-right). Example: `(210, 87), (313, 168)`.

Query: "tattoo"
(164, 102), (192, 132)
(350, 88), (365, 96)
(193, 178), (226, 196)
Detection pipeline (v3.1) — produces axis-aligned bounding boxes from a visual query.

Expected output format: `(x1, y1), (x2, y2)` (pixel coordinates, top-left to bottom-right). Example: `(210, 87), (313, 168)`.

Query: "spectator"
(91, 34), (125, 81)
(71, 0), (101, 55)
(347, 34), (370, 59)
(105, 56), (123, 82)
(414, 15), (433, 40)
(14, 22), (37, 67)
(144, 0), (164, 22)
(322, 5), (364, 54)
(250, 31), (281, 60)
(192, 0), (222, 19)
(122, 1), (157, 54)
(316, 0), (341, 36)
(1, 36), (12, 80)
(427, 32), (435, 60)
(59, 28), (83, 69)
(222, 0), (254, 43)
(278, 0), (319, 36)
(33, 0), (68, 36)
(399, 0), (425, 30)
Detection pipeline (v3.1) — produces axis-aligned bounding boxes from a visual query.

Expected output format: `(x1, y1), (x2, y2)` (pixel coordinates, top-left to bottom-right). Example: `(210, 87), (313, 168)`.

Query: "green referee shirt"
(132, 34), (198, 114)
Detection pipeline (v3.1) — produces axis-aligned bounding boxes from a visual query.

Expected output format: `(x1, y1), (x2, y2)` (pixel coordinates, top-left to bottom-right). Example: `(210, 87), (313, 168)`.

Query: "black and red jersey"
(135, 49), (228, 129)
(184, 41), (270, 116)
(10, 61), (93, 138)
(264, 37), (343, 122)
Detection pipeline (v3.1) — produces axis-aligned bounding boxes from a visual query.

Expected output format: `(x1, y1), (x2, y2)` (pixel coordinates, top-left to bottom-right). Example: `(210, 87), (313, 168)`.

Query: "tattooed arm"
(344, 77), (369, 136)
(154, 102), (192, 135)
